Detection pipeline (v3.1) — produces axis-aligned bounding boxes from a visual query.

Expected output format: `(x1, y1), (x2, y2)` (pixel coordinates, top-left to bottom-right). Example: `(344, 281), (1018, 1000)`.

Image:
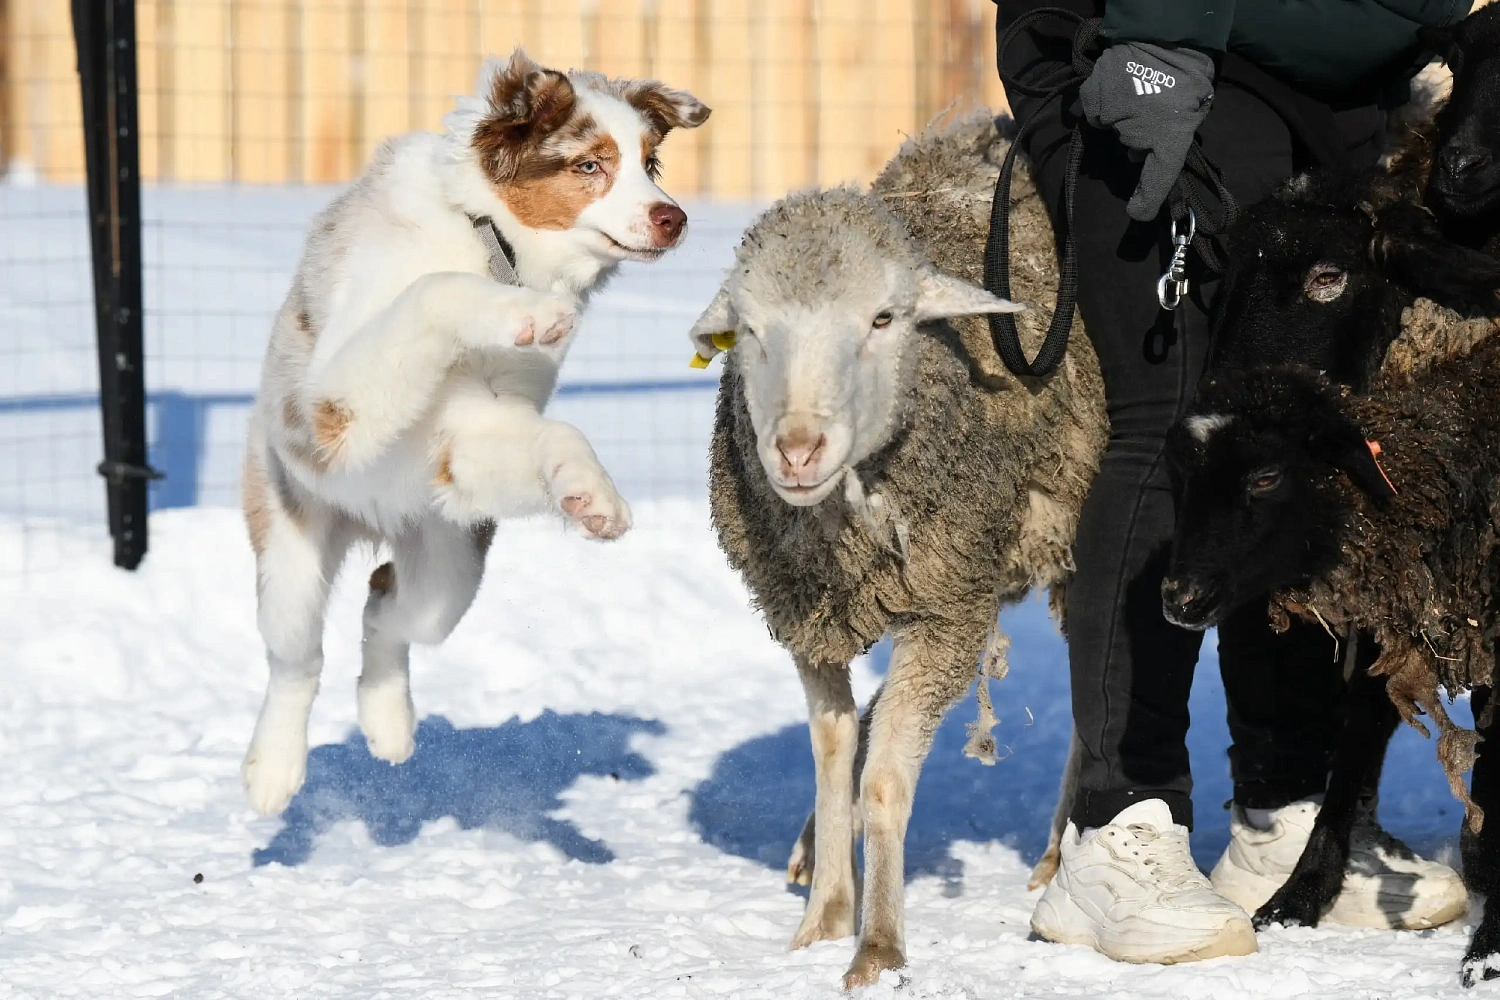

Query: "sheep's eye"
(872, 310), (894, 329)
(577, 160), (601, 175)
(1248, 468), (1284, 495)
(1303, 264), (1347, 302)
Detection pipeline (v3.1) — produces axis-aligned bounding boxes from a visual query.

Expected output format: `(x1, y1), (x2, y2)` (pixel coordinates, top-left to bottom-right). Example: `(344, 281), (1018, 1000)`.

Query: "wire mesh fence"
(0, 0), (1007, 575)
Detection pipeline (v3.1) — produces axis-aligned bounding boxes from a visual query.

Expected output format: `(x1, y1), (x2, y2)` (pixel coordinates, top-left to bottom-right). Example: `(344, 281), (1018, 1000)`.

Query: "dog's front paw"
(459, 289), (576, 353)
(549, 458), (632, 540)
(511, 292), (577, 350)
(242, 733), (309, 816)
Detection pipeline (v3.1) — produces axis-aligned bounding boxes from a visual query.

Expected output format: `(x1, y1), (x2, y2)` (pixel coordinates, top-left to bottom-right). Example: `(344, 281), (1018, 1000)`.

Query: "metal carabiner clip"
(1157, 207), (1196, 311)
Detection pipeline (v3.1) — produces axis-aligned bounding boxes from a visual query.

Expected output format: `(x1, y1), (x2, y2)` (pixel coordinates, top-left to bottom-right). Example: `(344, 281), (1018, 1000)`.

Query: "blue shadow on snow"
(690, 590), (1475, 884)
(689, 595), (1075, 890)
(254, 711), (665, 867)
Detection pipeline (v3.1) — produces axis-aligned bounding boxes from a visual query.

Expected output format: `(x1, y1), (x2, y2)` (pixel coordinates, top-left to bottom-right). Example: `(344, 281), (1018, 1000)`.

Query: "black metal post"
(73, 0), (156, 570)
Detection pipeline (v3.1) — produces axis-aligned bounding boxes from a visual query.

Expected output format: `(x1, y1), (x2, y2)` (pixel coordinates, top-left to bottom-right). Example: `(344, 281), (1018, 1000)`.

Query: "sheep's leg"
(1461, 686), (1500, 988)
(1028, 725), (1082, 890)
(1255, 649), (1397, 929)
(787, 681), (880, 887)
(843, 629), (977, 990)
(789, 657), (860, 949)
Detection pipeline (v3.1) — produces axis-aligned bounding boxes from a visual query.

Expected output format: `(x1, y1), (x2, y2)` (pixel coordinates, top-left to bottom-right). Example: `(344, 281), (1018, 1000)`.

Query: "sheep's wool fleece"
(1275, 333), (1500, 829)
(708, 112), (1106, 674)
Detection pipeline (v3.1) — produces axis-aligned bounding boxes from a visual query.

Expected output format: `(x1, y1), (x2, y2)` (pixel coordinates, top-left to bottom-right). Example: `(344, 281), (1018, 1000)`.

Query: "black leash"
(984, 7), (1238, 379)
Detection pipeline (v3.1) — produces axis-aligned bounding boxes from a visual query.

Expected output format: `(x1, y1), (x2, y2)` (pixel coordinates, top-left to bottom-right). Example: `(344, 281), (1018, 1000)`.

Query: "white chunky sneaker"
(1031, 799), (1258, 964)
(1211, 799), (1467, 930)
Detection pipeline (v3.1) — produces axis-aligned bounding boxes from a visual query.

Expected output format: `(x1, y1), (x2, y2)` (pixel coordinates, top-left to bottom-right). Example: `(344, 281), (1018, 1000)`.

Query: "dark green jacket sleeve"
(1100, 0), (1474, 100)
(1101, 1), (1235, 52)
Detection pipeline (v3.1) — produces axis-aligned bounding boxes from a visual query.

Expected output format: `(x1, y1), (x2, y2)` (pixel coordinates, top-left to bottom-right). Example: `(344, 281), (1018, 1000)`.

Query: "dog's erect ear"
(1370, 201), (1500, 306)
(689, 286), (738, 364)
(624, 82), (712, 136)
(472, 49), (577, 182)
(915, 268), (1025, 323)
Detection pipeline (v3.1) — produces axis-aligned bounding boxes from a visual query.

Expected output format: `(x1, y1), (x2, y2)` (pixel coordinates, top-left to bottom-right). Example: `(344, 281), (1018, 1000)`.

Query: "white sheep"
(689, 112), (1106, 989)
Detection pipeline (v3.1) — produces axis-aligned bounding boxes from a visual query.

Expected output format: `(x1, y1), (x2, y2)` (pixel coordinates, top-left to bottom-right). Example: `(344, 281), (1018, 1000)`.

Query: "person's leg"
(1003, 11), (1273, 965)
(1217, 605), (1342, 810)
(1007, 25), (1300, 834)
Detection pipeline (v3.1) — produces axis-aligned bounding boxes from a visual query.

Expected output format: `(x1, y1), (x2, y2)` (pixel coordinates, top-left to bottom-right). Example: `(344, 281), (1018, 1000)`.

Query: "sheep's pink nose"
(648, 203), (687, 246)
(776, 430), (826, 480)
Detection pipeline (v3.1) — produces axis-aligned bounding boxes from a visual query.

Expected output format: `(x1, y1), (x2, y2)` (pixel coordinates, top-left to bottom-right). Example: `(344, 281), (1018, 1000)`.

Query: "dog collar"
(469, 215), (519, 286)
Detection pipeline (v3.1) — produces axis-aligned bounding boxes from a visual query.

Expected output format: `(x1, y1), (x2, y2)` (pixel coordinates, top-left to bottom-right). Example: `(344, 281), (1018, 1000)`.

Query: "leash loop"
(986, 8), (1239, 377)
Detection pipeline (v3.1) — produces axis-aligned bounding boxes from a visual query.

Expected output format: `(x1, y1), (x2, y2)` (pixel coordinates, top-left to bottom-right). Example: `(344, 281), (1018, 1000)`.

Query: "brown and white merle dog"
(240, 49), (708, 815)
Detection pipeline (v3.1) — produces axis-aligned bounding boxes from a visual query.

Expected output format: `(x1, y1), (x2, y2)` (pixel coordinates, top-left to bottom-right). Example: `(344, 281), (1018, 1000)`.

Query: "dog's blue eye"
(578, 161), (600, 174)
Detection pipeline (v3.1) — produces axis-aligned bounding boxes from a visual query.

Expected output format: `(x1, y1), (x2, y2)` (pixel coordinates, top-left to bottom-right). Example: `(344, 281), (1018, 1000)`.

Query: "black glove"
(1080, 41), (1216, 222)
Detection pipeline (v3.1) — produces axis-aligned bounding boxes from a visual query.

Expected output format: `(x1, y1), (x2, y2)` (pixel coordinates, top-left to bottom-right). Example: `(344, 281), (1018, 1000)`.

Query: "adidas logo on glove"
(1126, 61), (1176, 95)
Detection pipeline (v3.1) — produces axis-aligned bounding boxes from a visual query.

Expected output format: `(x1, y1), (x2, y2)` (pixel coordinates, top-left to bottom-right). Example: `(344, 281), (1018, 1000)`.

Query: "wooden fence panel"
(231, 0), (294, 182)
(1, 0), (1004, 196)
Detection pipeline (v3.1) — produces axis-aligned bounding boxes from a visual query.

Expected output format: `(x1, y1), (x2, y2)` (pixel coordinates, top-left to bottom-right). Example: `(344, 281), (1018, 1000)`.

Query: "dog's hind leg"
(359, 515), (492, 763)
(242, 447), (354, 816)
(434, 392), (631, 540)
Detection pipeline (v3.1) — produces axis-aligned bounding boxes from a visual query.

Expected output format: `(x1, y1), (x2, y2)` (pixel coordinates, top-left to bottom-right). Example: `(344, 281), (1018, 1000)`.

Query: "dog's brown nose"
(648, 203), (687, 247)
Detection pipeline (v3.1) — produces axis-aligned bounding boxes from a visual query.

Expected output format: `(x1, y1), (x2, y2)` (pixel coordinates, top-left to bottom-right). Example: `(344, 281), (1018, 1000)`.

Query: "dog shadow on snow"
(690, 597), (1077, 896)
(253, 711), (664, 868)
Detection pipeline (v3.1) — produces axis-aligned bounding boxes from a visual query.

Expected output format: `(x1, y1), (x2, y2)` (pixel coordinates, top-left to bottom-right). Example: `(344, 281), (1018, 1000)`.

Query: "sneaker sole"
(1212, 860), (1469, 931)
(1031, 887), (1259, 964)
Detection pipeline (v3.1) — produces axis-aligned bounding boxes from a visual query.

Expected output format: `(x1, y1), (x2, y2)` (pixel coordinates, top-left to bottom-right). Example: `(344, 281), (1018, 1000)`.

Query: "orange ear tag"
(1367, 440), (1398, 495)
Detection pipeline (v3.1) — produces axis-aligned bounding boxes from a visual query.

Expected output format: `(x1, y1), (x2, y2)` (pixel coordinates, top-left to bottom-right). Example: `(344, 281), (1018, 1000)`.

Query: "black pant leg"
(1002, 16), (1310, 830)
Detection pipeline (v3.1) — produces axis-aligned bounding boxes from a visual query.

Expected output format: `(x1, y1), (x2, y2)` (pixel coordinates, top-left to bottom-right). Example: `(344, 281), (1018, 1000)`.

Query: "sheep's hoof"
(786, 813), (816, 886)
(1027, 847), (1060, 890)
(1461, 911), (1500, 987)
(790, 894), (855, 950)
(1253, 885), (1325, 930)
(841, 941), (903, 991)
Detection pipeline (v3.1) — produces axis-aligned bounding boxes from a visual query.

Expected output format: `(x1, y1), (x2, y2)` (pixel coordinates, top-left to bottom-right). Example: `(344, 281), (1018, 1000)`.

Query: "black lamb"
(1161, 334), (1500, 987)
(1427, 1), (1500, 253)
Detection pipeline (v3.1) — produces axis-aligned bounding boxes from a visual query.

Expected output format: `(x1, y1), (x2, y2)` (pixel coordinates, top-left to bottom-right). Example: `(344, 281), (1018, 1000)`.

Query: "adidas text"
(1125, 60), (1175, 95)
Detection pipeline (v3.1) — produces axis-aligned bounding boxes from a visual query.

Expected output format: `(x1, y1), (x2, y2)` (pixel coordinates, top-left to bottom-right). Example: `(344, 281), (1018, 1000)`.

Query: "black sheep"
(1208, 171), (1500, 392)
(1427, 1), (1500, 253)
(1161, 336), (1500, 986)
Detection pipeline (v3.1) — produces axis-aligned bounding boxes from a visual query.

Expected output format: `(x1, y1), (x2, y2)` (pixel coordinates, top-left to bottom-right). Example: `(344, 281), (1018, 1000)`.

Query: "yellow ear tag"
(689, 330), (737, 369)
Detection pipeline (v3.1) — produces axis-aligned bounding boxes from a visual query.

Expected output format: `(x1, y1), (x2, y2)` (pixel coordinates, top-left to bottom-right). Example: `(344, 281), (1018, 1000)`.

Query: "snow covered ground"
(0, 182), (1490, 997)
(0, 505), (1484, 999)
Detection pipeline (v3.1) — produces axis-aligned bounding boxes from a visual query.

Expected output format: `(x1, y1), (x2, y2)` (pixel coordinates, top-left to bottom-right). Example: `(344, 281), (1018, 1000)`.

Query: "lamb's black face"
(1162, 412), (1339, 630)
(1210, 203), (1399, 390)
(1430, 7), (1500, 226)
(1161, 368), (1396, 631)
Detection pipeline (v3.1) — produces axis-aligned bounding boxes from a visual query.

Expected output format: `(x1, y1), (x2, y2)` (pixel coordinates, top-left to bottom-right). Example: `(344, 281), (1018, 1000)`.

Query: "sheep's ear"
(915, 270), (1025, 322)
(1321, 423), (1399, 508)
(1370, 202), (1500, 306)
(1420, 24), (1464, 73)
(688, 286), (738, 363)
